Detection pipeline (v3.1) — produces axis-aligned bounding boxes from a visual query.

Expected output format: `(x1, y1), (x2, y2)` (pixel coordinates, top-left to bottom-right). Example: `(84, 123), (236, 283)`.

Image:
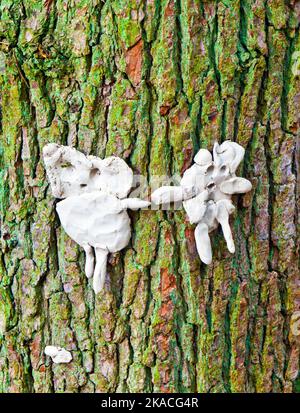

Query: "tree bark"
(0, 0), (299, 393)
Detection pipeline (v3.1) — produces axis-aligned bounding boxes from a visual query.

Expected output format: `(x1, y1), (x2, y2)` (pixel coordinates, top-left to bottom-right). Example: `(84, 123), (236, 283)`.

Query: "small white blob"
(151, 141), (252, 264)
(44, 346), (72, 364)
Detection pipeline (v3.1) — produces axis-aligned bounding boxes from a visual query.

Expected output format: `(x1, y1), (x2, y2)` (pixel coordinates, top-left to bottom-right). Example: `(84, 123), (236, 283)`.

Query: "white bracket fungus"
(151, 141), (252, 264)
(43, 144), (150, 293)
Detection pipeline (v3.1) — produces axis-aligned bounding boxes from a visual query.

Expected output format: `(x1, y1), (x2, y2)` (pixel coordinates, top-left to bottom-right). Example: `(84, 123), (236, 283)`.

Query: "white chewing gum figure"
(151, 141), (252, 264)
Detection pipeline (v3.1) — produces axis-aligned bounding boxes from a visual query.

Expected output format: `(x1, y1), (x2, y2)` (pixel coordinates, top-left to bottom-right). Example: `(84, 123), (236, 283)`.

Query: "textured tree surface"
(0, 0), (299, 393)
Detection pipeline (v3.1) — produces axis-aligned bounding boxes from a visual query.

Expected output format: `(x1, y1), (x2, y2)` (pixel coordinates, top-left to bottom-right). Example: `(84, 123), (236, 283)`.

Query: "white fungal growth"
(43, 144), (150, 293)
(151, 141), (252, 264)
(44, 346), (72, 364)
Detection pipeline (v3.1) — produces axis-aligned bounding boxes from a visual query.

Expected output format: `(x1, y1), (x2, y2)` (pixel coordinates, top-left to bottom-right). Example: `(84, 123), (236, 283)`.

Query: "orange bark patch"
(160, 268), (176, 298)
(205, 80), (216, 99)
(159, 299), (174, 319)
(171, 108), (188, 126)
(125, 39), (143, 87)
(165, 1), (175, 17)
(181, 146), (193, 174)
(159, 366), (172, 392)
(44, 0), (54, 14)
(159, 105), (171, 116)
(185, 227), (197, 255)
(29, 334), (41, 369)
(208, 111), (218, 122)
(164, 229), (173, 244)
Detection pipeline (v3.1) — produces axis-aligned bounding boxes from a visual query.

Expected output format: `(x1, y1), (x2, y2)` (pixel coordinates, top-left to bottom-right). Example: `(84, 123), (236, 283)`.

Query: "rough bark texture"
(0, 0), (299, 393)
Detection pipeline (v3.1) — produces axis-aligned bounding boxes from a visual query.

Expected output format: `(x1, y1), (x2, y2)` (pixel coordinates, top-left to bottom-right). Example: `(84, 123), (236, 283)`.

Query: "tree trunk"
(0, 0), (299, 393)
